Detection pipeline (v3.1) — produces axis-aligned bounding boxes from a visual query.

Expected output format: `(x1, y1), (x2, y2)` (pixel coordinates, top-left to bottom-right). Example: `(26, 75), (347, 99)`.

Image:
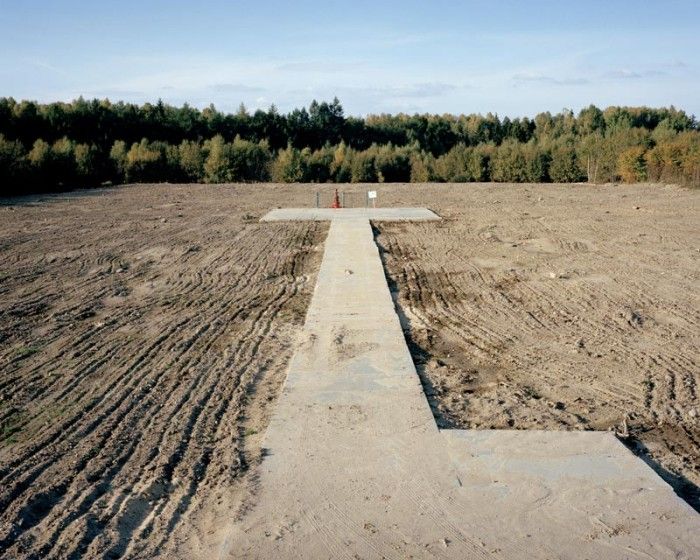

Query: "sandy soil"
(0, 181), (698, 558)
(373, 182), (700, 510)
(0, 184), (327, 559)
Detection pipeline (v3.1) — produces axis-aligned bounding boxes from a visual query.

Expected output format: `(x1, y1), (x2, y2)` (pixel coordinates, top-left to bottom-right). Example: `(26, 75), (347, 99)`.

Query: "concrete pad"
(260, 207), (441, 221)
(222, 214), (700, 559)
(442, 429), (700, 559)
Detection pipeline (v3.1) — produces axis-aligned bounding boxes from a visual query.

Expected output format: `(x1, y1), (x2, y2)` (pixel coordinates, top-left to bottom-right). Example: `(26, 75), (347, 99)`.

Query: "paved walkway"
(261, 207), (441, 222)
(223, 209), (700, 559)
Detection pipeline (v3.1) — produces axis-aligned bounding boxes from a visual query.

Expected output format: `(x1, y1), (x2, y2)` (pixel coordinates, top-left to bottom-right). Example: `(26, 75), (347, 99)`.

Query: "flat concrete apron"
(224, 209), (700, 559)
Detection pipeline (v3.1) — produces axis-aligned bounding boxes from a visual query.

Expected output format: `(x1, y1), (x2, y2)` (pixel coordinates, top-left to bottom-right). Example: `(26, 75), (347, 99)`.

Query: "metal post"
(341, 192), (345, 208)
(315, 191), (320, 208)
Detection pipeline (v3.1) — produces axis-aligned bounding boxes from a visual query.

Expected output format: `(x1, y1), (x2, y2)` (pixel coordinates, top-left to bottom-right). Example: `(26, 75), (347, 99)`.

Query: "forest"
(0, 96), (698, 195)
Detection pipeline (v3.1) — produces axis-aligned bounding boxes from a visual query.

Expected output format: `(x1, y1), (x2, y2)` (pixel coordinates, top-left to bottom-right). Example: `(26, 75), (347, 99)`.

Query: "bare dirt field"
(0, 181), (698, 558)
(374, 182), (700, 510)
(0, 184), (327, 558)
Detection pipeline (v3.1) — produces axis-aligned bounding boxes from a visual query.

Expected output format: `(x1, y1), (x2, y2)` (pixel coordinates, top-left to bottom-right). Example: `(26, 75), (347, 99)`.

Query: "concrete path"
(223, 209), (700, 559)
(261, 207), (441, 222)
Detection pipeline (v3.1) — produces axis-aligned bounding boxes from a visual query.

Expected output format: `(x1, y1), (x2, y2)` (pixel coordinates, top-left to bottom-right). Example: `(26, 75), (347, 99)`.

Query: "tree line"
(1, 97), (698, 195)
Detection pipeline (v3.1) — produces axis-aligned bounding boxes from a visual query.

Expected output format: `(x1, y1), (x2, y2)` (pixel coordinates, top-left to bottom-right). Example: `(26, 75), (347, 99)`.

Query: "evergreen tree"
(549, 146), (584, 182)
(0, 134), (27, 195)
(0, 97), (698, 193)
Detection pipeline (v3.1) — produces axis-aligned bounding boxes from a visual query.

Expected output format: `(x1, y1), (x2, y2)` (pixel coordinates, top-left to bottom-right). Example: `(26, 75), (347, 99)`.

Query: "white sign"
(367, 190), (377, 199)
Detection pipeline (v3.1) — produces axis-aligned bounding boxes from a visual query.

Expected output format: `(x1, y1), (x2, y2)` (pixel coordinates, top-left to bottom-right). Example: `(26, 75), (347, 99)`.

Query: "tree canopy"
(0, 97), (698, 195)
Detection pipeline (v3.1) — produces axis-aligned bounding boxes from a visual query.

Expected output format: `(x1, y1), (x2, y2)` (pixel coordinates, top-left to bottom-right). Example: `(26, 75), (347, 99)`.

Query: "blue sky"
(0, 0), (698, 117)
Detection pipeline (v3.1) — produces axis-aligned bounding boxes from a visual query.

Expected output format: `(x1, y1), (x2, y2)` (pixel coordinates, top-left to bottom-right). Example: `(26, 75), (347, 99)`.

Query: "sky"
(0, 0), (698, 118)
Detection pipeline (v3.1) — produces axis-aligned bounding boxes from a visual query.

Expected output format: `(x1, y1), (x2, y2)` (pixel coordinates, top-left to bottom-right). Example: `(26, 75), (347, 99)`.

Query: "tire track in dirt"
(374, 182), (699, 511)
(0, 184), (327, 558)
(1, 182), (698, 555)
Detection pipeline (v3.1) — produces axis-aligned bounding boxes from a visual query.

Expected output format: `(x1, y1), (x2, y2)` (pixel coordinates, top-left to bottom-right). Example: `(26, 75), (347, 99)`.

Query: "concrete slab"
(222, 214), (700, 559)
(442, 429), (700, 559)
(260, 207), (440, 221)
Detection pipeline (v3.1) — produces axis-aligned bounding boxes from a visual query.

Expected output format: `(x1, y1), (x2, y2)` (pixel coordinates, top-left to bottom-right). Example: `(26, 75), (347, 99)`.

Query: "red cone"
(331, 188), (341, 209)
